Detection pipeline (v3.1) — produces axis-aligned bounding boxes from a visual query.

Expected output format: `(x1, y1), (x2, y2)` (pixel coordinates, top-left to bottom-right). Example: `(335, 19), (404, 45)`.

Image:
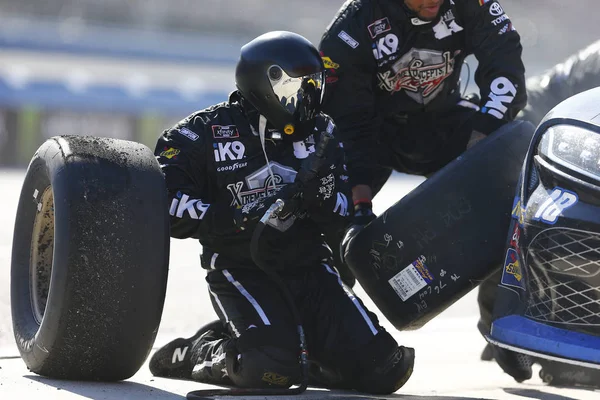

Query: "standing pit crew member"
(318, 0), (528, 382)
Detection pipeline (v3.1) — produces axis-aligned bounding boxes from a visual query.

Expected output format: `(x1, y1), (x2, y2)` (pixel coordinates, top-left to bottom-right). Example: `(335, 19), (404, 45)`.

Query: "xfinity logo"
(372, 33), (399, 60)
(213, 141), (245, 162)
(482, 77), (517, 118)
(212, 125), (239, 139)
(170, 194), (210, 220)
(368, 17), (391, 38)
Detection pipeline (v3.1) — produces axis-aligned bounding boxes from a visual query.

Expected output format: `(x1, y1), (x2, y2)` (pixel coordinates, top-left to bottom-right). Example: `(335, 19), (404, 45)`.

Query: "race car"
(487, 87), (600, 385)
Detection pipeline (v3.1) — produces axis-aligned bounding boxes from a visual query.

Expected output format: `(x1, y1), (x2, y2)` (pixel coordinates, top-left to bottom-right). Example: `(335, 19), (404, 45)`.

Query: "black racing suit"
(319, 0), (527, 335)
(154, 91), (412, 392)
(319, 0), (526, 183)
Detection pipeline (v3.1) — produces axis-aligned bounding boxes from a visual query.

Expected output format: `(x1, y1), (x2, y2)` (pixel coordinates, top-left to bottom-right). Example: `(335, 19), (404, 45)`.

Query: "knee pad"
(353, 331), (415, 394)
(226, 326), (301, 389)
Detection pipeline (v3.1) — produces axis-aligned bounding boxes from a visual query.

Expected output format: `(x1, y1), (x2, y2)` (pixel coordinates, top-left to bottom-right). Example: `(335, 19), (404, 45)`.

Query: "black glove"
(340, 202), (376, 264)
(293, 114), (344, 222)
(299, 166), (342, 221)
(459, 94), (508, 146)
(469, 110), (507, 137)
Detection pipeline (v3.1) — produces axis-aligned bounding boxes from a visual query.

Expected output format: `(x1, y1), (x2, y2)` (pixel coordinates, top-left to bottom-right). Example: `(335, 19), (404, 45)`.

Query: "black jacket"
(155, 92), (350, 271)
(319, 0), (527, 185)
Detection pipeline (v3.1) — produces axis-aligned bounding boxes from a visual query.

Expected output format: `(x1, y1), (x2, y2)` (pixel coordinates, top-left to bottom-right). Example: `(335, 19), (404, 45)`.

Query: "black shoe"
(390, 346), (415, 392)
(149, 320), (225, 379)
(308, 360), (346, 389)
(491, 345), (533, 383)
(538, 359), (600, 388)
(355, 346), (415, 395)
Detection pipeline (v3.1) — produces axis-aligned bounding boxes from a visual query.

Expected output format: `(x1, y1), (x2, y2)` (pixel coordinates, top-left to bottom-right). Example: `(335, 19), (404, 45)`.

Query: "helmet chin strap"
(258, 114), (278, 192)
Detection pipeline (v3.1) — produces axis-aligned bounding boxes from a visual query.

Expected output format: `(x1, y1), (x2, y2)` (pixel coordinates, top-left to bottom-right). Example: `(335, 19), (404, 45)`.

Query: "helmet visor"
(268, 66), (325, 125)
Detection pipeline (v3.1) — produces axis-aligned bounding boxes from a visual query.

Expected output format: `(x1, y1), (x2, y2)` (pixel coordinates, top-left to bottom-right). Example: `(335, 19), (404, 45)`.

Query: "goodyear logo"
(261, 371), (290, 386)
(160, 147), (180, 159)
(321, 56), (340, 69)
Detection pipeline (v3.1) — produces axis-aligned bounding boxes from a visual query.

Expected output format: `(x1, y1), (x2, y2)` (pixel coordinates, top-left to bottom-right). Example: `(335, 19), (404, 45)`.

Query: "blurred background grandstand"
(0, 0), (598, 166)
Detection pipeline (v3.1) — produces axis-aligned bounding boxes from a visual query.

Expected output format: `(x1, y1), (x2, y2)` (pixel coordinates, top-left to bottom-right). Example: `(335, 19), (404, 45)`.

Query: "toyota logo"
(489, 3), (504, 17)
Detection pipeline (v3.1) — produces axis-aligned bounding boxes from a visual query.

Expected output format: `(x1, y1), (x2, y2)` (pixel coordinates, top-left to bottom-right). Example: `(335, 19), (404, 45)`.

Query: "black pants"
(194, 263), (402, 390)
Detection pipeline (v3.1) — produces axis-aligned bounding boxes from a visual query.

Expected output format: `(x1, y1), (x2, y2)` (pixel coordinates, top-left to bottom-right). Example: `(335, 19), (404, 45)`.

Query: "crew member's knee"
(226, 326), (301, 389)
(353, 331), (415, 394)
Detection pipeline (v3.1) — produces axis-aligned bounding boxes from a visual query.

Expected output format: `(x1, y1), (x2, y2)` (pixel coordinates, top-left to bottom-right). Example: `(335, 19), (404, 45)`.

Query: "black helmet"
(235, 31), (325, 139)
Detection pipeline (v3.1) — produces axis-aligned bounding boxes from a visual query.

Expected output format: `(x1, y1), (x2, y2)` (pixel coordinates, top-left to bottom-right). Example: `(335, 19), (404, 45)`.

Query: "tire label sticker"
(388, 256), (434, 301)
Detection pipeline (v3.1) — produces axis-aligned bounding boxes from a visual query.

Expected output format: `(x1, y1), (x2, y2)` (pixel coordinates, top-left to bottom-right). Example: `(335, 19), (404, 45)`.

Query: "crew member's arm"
(155, 125), (236, 239)
(319, 14), (380, 205)
(462, 0), (527, 135)
(301, 114), (352, 229)
(521, 39), (600, 125)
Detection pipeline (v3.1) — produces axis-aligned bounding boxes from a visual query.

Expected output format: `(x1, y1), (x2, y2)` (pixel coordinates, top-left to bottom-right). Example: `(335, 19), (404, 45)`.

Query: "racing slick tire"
(11, 135), (170, 381)
(345, 120), (535, 331)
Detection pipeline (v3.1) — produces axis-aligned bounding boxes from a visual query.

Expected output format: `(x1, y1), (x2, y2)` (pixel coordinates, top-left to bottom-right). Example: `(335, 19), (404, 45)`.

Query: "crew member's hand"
(340, 201), (376, 264)
(460, 94), (508, 150)
(296, 119), (344, 221)
(233, 185), (292, 231)
(469, 111), (507, 141)
(299, 167), (341, 222)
